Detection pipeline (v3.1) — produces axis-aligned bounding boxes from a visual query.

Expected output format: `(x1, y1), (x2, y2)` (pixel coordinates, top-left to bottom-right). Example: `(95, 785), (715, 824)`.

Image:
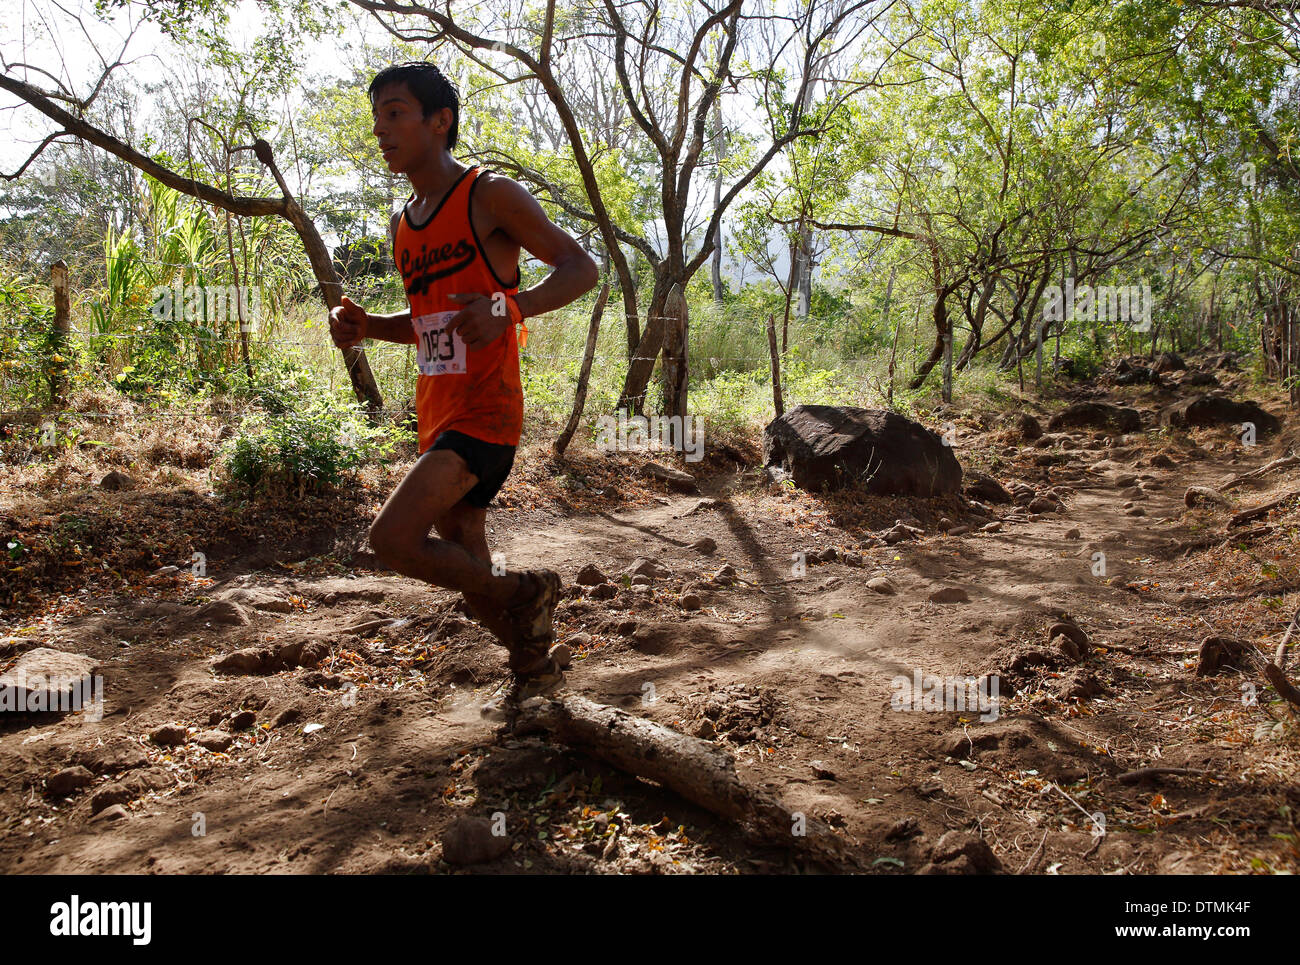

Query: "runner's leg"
(431, 500), (517, 639)
(369, 449), (519, 604)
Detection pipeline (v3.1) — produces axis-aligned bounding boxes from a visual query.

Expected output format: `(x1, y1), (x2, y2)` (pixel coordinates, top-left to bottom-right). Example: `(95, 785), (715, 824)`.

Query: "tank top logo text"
(400, 238), (477, 297)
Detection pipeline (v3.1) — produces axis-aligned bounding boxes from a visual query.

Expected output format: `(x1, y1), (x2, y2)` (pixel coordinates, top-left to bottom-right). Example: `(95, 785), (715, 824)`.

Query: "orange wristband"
(505, 294), (528, 349)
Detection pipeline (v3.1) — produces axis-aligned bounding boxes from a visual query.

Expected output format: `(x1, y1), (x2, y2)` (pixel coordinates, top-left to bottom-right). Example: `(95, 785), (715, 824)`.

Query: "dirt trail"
(1, 415), (1297, 874)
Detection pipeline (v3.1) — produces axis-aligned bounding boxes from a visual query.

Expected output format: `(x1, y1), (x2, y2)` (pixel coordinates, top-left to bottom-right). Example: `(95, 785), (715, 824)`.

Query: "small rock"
(928, 586), (969, 604)
(0, 647), (98, 714)
(220, 588), (295, 613)
(919, 831), (1002, 875)
(686, 498), (717, 514)
(695, 719), (716, 739)
(818, 547), (838, 563)
(1055, 669), (1105, 699)
(194, 599), (250, 627)
(1184, 486), (1229, 509)
(711, 564), (738, 586)
(630, 574), (652, 586)
(679, 593), (702, 611)
(867, 577), (896, 595)
(643, 461), (698, 493)
(1049, 622), (1090, 662)
(91, 804), (130, 823)
(690, 536), (718, 555)
(90, 784), (133, 815)
(810, 761), (837, 781)
(588, 583), (618, 600)
(1124, 506), (1146, 517)
(98, 471), (136, 491)
(981, 522), (1002, 533)
(548, 643), (572, 669)
(441, 815), (512, 866)
(194, 730), (234, 752)
(884, 817), (920, 841)
(149, 723), (188, 747)
(625, 557), (670, 579)
(46, 766), (94, 796)
(575, 563), (609, 586)
(1195, 636), (1250, 676)
(228, 710), (257, 730)
(70, 742), (147, 775)
(884, 523), (922, 544)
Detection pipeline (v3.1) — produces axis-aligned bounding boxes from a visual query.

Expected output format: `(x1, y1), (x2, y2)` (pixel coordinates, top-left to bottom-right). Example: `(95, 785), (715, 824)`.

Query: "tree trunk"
(660, 283), (689, 421)
(554, 280), (611, 457)
(907, 276), (963, 391)
(617, 271), (672, 416)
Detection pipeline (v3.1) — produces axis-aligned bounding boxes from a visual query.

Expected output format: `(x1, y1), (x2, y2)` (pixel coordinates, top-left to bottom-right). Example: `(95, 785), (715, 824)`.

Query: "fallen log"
(1228, 490), (1300, 528)
(510, 693), (857, 866)
(1218, 455), (1300, 492)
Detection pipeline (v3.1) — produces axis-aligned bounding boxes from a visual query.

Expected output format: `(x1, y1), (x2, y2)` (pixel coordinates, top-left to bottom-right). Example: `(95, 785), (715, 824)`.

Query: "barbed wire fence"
(0, 255), (908, 434)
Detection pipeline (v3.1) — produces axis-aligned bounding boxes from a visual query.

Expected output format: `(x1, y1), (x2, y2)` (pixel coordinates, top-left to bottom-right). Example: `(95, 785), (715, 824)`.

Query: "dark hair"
(369, 62), (460, 150)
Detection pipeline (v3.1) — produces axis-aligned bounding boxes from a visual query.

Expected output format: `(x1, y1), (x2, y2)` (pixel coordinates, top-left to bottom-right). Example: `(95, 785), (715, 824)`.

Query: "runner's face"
(371, 82), (447, 173)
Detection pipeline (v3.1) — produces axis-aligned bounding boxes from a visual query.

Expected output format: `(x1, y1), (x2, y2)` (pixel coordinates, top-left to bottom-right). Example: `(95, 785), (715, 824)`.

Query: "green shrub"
(219, 400), (400, 496)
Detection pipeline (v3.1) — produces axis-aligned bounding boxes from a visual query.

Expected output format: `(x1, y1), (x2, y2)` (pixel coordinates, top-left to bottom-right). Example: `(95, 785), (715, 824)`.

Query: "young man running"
(329, 62), (598, 698)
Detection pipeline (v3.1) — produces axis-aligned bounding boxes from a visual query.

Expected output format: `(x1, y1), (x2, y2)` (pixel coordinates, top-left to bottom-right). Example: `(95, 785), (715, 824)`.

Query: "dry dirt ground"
(2, 379), (1299, 874)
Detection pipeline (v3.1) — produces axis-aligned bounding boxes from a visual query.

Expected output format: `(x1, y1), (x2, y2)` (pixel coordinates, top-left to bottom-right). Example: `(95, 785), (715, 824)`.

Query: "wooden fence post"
(51, 259), (70, 401)
(767, 313), (784, 418)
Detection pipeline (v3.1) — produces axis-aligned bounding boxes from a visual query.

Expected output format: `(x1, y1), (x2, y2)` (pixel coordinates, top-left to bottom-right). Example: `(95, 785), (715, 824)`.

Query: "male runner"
(329, 62), (598, 698)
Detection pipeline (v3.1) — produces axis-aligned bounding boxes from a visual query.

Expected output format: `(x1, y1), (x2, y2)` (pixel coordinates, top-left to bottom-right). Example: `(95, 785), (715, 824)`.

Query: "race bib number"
(412, 310), (466, 375)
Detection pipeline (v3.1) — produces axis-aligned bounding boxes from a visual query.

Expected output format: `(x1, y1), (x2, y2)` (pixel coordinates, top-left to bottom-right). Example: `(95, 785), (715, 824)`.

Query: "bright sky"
(1, 0), (842, 280)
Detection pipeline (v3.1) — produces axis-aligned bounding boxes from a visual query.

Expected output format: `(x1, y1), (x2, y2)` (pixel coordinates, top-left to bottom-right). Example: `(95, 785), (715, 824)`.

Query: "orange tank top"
(394, 165), (525, 451)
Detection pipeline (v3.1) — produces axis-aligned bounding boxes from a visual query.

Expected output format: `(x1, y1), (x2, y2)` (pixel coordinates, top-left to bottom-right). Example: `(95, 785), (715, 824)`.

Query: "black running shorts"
(427, 429), (517, 508)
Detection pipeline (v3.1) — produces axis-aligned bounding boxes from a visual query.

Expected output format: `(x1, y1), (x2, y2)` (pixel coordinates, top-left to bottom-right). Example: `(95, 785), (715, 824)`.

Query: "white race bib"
(412, 310), (466, 375)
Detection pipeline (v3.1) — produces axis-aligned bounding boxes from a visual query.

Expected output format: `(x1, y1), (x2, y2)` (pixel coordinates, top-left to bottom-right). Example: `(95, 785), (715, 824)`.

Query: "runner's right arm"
(327, 210), (416, 348)
(328, 297), (415, 347)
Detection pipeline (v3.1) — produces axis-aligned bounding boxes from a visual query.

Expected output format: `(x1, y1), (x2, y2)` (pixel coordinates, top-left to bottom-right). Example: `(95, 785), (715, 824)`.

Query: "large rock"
(0, 648), (98, 714)
(1047, 402), (1141, 434)
(441, 816), (512, 866)
(964, 472), (1013, 504)
(1115, 367), (1162, 387)
(1160, 394), (1280, 435)
(762, 405), (961, 496)
(1153, 352), (1186, 373)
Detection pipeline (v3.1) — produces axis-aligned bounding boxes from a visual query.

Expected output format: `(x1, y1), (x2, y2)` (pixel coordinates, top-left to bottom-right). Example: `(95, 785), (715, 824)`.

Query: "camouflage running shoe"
(501, 569), (561, 652)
